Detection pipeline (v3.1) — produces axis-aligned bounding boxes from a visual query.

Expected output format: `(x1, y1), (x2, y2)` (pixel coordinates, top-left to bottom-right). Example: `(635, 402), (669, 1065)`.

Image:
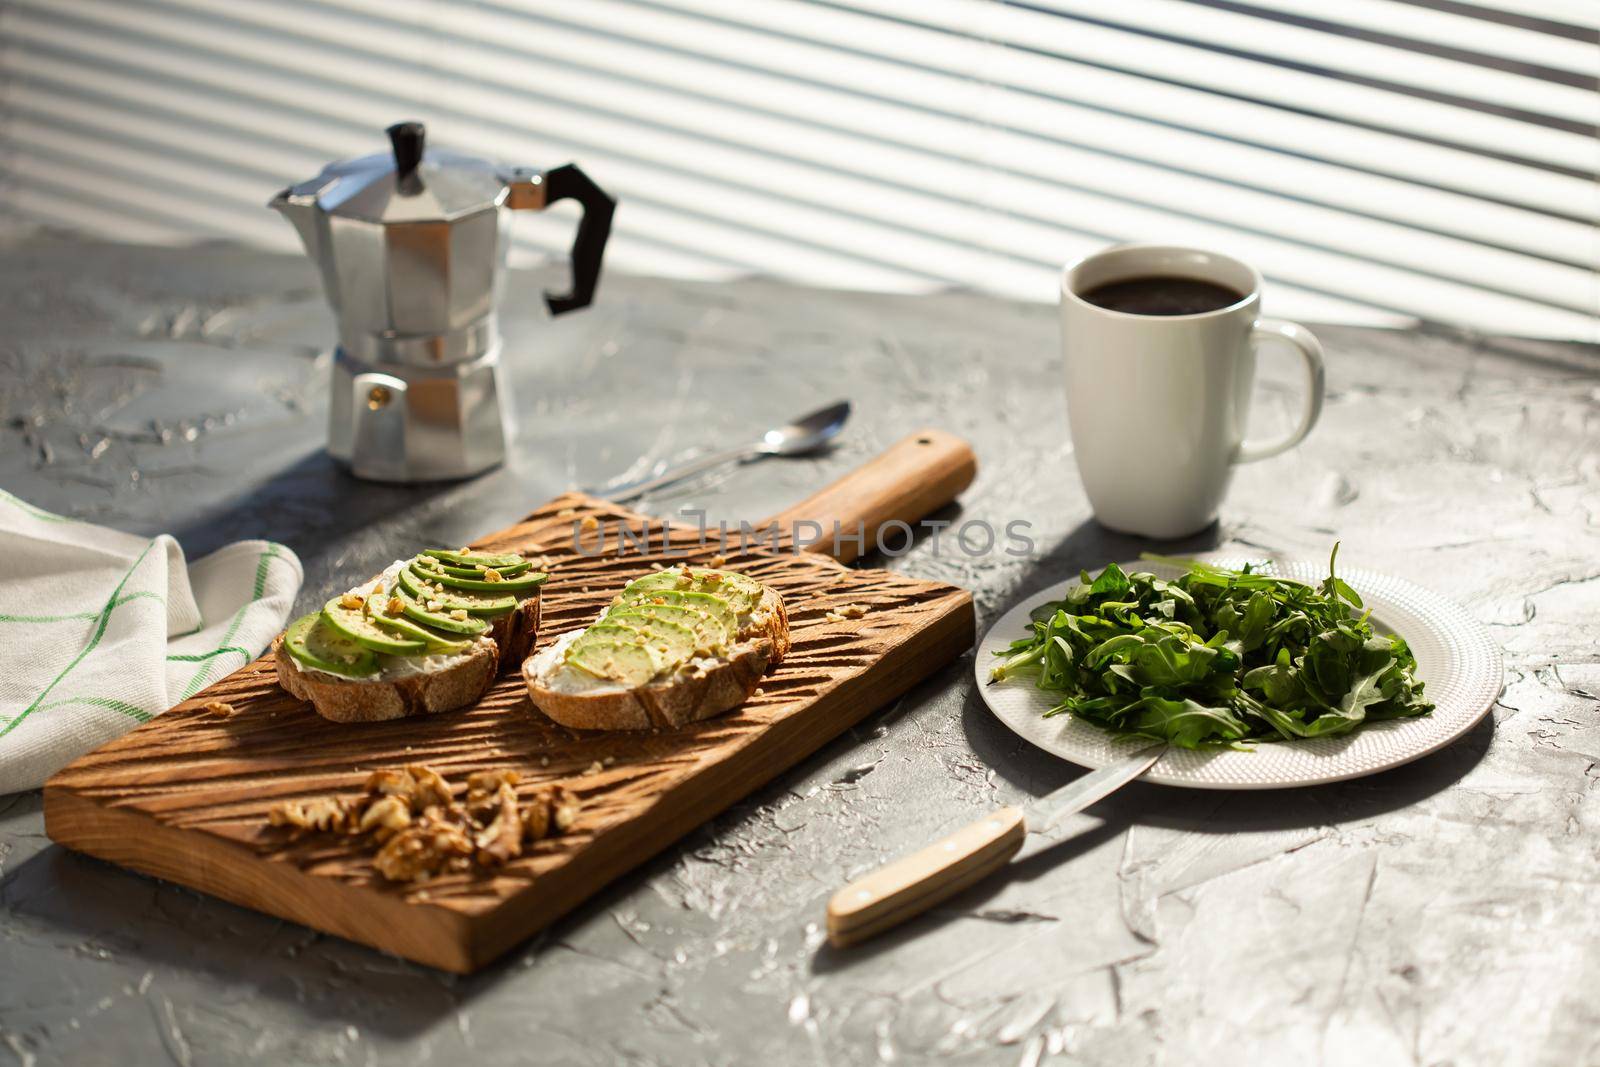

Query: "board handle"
(760, 429), (977, 564)
(826, 805), (1025, 947)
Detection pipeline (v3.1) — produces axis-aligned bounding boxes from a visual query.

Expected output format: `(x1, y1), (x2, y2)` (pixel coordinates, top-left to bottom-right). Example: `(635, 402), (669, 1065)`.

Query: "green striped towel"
(0, 490), (302, 793)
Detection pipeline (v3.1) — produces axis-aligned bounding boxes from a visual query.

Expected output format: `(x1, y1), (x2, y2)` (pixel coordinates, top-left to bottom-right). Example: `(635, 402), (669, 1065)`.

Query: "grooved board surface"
(43, 493), (974, 973)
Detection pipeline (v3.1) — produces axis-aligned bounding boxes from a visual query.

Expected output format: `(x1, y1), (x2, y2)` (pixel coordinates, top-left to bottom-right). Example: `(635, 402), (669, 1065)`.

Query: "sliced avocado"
(394, 587), (490, 635)
(322, 594), (425, 655)
(610, 601), (732, 652)
(397, 564), (517, 616)
(565, 637), (658, 688)
(421, 548), (525, 570)
(622, 568), (762, 616)
(421, 558), (532, 580)
(579, 621), (656, 655)
(615, 588), (738, 638)
(411, 557), (546, 594)
(283, 612), (379, 678)
(364, 587), (474, 654)
(607, 609), (698, 668)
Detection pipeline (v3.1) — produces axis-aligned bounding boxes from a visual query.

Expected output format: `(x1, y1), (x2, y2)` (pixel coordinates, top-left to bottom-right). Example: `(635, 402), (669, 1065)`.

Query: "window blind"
(3, 0), (1595, 337)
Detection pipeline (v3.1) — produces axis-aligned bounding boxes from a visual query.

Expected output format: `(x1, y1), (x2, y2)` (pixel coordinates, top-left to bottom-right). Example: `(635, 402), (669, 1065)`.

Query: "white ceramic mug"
(1060, 244), (1325, 539)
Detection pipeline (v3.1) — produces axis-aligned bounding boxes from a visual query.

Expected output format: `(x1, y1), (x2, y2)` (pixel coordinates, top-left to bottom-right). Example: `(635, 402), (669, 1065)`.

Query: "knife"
(825, 745), (1165, 948)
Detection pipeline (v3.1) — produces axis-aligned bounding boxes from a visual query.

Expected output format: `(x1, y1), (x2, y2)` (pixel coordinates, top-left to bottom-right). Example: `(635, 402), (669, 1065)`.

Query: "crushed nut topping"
(709, 555), (728, 567)
(339, 593), (365, 610)
(266, 764), (583, 883)
(482, 568), (502, 582)
(449, 608), (469, 621)
(385, 596), (405, 616)
(579, 515), (600, 532)
(202, 700), (236, 718)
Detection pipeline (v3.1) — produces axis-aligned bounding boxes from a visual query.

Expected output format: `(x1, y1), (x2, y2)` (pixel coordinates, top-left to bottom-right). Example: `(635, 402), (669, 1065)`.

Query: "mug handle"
(1236, 319), (1326, 463)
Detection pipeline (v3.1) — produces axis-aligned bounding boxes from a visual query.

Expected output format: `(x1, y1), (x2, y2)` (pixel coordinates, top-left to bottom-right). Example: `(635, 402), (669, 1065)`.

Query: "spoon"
(595, 400), (851, 502)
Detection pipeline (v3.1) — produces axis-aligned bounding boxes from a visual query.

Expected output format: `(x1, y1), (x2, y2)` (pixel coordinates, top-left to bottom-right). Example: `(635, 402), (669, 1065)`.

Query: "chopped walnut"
(268, 795), (350, 833)
(839, 604), (869, 618)
(482, 568), (503, 583)
(523, 797), (550, 840)
(579, 515), (599, 532)
(449, 608), (469, 621)
(268, 764), (581, 883)
(202, 700), (235, 718)
(523, 785), (580, 840)
(406, 764), (454, 811)
(385, 596), (405, 616)
(339, 592), (365, 610)
(358, 795), (412, 840)
(549, 785), (580, 833)
(466, 768), (521, 802)
(709, 555), (727, 567)
(366, 766), (414, 799)
(473, 784), (523, 866)
(374, 822), (473, 882)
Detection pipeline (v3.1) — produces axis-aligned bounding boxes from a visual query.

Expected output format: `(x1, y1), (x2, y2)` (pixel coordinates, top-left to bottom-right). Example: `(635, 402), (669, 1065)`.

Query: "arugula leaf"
(993, 546), (1432, 749)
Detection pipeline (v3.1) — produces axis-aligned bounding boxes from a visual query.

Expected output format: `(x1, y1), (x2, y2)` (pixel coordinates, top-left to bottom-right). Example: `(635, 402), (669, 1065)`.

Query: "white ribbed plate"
(977, 558), (1503, 789)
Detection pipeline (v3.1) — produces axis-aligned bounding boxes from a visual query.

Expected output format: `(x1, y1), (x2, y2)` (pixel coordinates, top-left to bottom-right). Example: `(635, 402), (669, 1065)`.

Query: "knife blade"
(1014, 744), (1166, 858)
(826, 744), (1165, 947)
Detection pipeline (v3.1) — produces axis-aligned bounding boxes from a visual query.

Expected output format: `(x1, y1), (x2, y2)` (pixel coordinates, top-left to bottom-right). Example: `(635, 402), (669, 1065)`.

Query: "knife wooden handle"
(826, 805), (1025, 948)
(761, 429), (977, 564)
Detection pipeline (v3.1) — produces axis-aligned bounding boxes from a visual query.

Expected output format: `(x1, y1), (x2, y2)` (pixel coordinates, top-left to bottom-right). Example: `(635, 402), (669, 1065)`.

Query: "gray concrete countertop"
(1, 231), (1597, 1066)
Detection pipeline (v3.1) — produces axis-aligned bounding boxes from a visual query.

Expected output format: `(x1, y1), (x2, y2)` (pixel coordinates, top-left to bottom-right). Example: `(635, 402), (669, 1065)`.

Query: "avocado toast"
(274, 550), (546, 723)
(524, 566), (789, 730)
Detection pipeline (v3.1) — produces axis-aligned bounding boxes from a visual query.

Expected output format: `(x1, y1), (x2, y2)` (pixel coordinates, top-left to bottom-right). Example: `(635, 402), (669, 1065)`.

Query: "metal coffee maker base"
(329, 348), (510, 483)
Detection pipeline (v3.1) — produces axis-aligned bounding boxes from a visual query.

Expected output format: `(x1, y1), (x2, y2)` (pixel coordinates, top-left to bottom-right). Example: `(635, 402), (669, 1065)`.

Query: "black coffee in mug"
(1079, 275), (1245, 316)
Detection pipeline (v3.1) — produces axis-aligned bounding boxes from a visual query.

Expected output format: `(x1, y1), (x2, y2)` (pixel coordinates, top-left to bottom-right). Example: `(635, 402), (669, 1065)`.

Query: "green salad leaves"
(991, 546), (1431, 749)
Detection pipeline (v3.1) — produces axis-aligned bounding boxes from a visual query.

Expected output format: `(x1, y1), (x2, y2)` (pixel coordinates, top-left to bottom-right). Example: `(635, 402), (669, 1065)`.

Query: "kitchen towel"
(0, 490), (302, 793)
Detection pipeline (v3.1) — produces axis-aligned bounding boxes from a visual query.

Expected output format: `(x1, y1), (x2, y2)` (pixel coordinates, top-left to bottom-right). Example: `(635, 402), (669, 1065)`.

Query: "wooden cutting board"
(44, 431), (978, 972)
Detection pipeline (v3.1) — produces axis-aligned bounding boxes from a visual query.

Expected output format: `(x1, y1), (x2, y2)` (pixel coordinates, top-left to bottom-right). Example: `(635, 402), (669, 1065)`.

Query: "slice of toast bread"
(525, 586), (788, 731)
(275, 594), (539, 724)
